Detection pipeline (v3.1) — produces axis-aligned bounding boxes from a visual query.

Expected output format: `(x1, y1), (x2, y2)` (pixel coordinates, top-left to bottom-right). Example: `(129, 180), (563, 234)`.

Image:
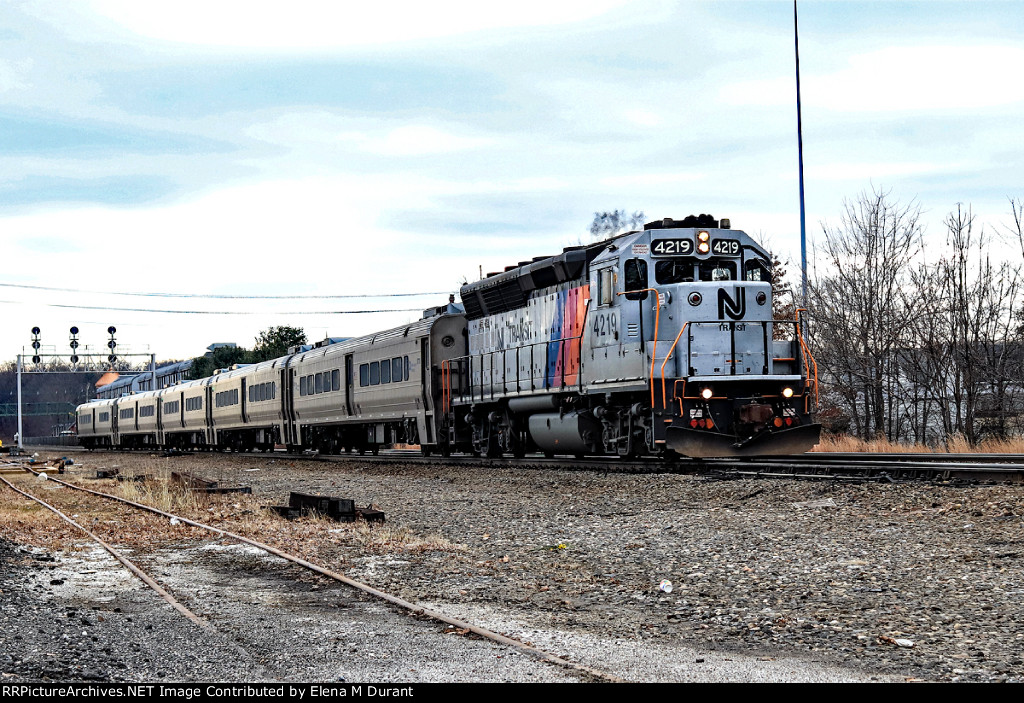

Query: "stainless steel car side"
(74, 309), (468, 455)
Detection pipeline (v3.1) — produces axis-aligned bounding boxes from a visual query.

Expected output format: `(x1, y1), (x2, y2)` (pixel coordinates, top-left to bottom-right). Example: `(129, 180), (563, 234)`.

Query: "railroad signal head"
(70, 355), (79, 364)
(70, 326), (79, 335)
(32, 355), (40, 364)
(108, 354), (117, 364)
(107, 340), (117, 349)
(107, 326), (116, 335)
(31, 340), (40, 350)
(31, 327), (40, 336)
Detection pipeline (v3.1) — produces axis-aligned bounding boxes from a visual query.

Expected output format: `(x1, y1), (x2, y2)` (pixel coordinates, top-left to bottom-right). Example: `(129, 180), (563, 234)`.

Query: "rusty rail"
(0, 473), (209, 630)
(27, 468), (625, 683)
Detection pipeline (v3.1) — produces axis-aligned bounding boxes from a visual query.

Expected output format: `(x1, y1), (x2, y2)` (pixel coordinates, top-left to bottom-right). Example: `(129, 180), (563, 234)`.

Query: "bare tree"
(808, 187), (923, 440)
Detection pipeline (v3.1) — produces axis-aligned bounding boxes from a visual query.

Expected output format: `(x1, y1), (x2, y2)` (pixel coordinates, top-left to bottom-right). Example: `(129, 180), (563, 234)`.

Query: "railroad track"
(0, 467), (624, 683)
(262, 448), (1024, 483)
(26, 445), (1024, 483)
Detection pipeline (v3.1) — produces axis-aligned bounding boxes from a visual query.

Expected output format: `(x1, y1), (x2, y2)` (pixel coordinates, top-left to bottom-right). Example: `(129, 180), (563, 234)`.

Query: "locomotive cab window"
(655, 259), (696, 285)
(597, 268), (614, 306)
(744, 259), (772, 283)
(699, 260), (737, 282)
(623, 259), (648, 300)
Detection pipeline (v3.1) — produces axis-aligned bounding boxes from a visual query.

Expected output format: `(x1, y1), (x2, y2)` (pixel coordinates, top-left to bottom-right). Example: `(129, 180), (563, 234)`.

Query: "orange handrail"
(794, 309), (819, 409)
(660, 323), (689, 408)
(617, 287), (661, 409)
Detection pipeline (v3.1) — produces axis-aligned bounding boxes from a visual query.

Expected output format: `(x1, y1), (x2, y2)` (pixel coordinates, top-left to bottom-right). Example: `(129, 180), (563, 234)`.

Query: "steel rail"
(44, 445), (1024, 482)
(0, 474), (210, 630)
(27, 468), (626, 684)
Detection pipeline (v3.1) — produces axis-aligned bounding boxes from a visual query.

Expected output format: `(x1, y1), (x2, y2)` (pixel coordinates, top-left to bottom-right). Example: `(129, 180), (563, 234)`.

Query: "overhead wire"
(0, 282), (449, 299)
(0, 300), (428, 315)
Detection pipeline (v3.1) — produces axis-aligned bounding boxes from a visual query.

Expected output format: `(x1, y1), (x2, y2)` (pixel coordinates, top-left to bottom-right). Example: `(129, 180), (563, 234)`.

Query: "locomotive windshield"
(699, 260), (736, 281)
(654, 258), (771, 284)
(655, 259), (694, 284)
(745, 259), (772, 282)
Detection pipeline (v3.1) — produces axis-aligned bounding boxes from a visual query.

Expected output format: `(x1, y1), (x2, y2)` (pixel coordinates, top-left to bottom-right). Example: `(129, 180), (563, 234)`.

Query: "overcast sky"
(3, 0), (1023, 365)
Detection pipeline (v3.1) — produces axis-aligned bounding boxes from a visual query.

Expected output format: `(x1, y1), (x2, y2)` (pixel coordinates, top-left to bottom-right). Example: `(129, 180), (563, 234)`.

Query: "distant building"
(94, 359), (194, 399)
(206, 343), (238, 356)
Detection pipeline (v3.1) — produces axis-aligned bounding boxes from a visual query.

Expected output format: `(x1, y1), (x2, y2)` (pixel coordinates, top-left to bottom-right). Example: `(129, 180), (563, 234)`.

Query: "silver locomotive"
(445, 214), (820, 458)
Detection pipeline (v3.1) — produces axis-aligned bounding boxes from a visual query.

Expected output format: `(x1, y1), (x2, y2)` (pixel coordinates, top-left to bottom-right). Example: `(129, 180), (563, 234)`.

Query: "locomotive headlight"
(782, 387), (794, 398)
(688, 292), (702, 306)
(697, 241), (710, 254)
(697, 231), (710, 242)
(700, 387), (713, 400)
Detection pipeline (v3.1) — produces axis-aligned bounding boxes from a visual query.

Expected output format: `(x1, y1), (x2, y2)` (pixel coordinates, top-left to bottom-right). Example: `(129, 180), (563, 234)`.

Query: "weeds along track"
(0, 467), (623, 683)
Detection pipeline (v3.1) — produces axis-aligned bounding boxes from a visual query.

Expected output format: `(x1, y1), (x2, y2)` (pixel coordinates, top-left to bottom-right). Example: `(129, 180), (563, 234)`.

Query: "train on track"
(76, 215), (820, 458)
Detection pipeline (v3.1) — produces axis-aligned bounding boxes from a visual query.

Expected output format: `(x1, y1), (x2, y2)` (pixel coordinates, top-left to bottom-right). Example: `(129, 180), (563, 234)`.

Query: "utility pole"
(794, 0), (808, 307)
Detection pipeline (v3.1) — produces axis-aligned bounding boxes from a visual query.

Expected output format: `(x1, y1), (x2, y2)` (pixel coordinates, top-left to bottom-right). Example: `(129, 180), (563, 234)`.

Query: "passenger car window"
(381, 359), (391, 384)
(369, 361), (380, 385)
(360, 364), (369, 387)
(392, 357), (403, 381)
(332, 369), (341, 391)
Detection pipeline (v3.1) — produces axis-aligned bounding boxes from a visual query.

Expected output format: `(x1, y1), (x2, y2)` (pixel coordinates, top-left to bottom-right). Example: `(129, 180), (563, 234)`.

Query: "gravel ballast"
(5, 449), (1023, 682)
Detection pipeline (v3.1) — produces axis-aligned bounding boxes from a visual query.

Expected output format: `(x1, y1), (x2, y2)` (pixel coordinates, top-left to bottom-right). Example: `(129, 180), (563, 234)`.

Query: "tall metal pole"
(16, 354), (23, 450)
(794, 0), (808, 307)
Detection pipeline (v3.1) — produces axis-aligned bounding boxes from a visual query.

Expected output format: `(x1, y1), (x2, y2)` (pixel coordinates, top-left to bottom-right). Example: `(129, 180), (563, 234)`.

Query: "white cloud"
(623, 109), (663, 127)
(721, 45), (1024, 112)
(87, 0), (629, 50)
(600, 172), (704, 188)
(344, 125), (494, 157)
(792, 161), (972, 182)
(0, 58), (32, 93)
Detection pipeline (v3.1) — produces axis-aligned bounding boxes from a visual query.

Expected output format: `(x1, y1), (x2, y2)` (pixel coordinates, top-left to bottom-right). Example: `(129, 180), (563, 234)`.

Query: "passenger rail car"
(76, 310), (467, 455)
(77, 215), (819, 458)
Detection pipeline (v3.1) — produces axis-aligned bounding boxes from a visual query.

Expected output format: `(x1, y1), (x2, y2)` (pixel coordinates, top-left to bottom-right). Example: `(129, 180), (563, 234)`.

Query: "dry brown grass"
(3, 465), (463, 575)
(0, 479), (76, 552)
(814, 433), (1024, 454)
(107, 475), (463, 557)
